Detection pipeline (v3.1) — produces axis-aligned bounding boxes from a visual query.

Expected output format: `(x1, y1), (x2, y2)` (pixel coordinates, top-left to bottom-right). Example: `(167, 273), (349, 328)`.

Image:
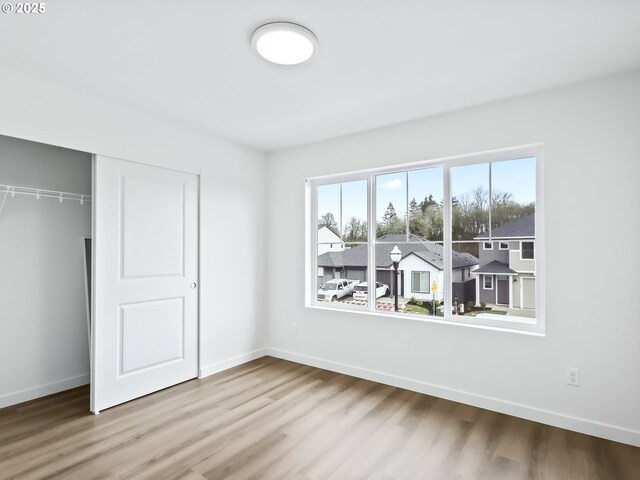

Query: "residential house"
(473, 213), (536, 310)
(317, 225), (345, 255)
(318, 234), (479, 302)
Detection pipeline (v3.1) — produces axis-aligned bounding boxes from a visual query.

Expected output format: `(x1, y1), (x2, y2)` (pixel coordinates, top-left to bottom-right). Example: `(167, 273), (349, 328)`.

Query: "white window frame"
(483, 274), (494, 290)
(483, 242), (493, 250)
(411, 271), (431, 294)
(520, 241), (535, 260)
(305, 143), (545, 335)
(499, 242), (509, 250)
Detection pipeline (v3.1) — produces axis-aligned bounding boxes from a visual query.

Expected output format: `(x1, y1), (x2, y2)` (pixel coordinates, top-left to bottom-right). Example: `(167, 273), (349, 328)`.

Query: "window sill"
(306, 303), (545, 337)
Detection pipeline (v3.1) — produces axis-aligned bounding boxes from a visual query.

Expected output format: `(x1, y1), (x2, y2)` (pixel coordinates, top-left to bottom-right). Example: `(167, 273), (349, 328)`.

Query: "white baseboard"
(10, 350), (634, 447)
(0, 374), (90, 409)
(199, 348), (268, 378)
(266, 348), (640, 448)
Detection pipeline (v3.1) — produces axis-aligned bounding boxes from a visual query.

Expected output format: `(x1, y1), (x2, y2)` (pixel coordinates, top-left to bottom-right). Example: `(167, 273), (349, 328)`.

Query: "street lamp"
(390, 245), (401, 312)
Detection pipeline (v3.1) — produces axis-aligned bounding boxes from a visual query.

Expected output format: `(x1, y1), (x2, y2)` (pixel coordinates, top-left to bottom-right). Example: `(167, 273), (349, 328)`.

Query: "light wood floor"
(1, 357), (638, 480)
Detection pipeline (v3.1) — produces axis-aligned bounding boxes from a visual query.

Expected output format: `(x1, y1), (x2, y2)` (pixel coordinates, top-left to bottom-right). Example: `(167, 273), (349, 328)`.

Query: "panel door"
(497, 278), (509, 305)
(522, 277), (536, 310)
(91, 155), (198, 413)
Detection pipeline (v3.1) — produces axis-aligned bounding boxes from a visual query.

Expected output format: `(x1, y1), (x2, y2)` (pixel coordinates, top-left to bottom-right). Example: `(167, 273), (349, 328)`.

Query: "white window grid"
(306, 143), (545, 334)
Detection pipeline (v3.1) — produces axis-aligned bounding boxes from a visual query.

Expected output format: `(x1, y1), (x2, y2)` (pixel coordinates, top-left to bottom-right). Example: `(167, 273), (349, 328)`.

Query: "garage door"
(522, 277), (536, 310)
(376, 270), (391, 291)
(345, 268), (366, 283)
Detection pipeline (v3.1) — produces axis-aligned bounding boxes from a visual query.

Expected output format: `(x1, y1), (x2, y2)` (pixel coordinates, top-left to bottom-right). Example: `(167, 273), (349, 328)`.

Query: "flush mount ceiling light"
(251, 22), (318, 65)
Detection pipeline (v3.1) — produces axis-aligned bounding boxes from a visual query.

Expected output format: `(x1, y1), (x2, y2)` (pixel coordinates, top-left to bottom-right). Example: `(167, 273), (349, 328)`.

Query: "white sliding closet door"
(91, 155), (199, 413)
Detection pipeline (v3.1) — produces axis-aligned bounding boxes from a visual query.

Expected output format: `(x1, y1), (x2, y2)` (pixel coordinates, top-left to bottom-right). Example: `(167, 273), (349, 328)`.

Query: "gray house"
(474, 213), (536, 310)
(318, 234), (479, 303)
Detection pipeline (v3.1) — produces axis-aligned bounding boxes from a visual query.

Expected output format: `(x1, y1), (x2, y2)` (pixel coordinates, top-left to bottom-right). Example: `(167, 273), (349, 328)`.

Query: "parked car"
(352, 282), (389, 301)
(317, 279), (359, 302)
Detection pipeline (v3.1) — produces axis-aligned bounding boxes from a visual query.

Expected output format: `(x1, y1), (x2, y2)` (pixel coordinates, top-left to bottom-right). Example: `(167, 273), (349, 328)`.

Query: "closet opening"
(0, 134), (93, 409)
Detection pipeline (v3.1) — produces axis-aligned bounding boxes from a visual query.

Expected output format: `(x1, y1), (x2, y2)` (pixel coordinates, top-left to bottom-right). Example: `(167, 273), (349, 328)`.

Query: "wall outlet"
(566, 367), (580, 386)
(291, 322), (297, 335)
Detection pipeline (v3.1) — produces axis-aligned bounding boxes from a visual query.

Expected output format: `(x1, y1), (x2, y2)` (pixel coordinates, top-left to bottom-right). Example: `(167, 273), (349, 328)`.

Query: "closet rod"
(0, 184), (92, 204)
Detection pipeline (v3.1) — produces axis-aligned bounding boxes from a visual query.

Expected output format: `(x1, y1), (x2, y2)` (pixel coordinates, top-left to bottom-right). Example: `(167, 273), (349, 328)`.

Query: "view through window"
(309, 147), (542, 332)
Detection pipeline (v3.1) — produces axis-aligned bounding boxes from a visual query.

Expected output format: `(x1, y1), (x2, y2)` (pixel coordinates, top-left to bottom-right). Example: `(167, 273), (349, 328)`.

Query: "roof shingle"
(475, 213), (535, 239)
(317, 234), (478, 270)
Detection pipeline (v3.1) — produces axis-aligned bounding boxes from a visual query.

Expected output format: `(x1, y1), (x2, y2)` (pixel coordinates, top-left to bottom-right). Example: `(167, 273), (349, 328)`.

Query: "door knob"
(190, 282), (197, 289)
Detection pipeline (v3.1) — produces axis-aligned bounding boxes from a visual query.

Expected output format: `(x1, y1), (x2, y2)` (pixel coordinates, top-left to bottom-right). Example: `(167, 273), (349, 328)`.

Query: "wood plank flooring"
(0, 357), (638, 479)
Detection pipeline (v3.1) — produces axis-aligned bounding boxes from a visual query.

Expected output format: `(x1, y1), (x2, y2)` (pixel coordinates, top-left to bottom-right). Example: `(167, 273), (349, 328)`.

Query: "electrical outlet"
(291, 322), (297, 335)
(566, 367), (580, 386)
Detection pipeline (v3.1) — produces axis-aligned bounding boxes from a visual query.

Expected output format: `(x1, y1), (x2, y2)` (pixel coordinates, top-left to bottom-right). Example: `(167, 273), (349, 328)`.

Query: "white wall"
(0, 65), (268, 402)
(0, 136), (92, 407)
(266, 70), (640, 446)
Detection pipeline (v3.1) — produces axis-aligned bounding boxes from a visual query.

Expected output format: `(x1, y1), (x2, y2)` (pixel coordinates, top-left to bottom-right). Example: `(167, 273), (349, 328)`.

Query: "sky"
(318, 157), (536, 236)
(452, 157), (536, 204)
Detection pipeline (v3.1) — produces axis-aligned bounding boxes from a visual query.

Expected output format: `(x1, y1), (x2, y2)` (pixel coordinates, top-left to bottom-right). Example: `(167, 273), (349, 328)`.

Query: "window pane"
(317, 245), (368, 309)
(342, 180), (368, 244)
(452, 241), (536, 322)
(491, 157), (536, 234)
(317, 183), (341, 241)
(376, 172), (407, 240)
(521, 241), (535, 259)
(451, 242), (481, 316)
(451, 163), (490, 241)
(375, 242), (444, 316)
(411, 271), (430, 293)
(408, 167), (443, 241)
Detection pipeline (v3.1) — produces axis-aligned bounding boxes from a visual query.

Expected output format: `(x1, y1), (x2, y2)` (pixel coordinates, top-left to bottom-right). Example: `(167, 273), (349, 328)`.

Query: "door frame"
(90, 154), (202, 414)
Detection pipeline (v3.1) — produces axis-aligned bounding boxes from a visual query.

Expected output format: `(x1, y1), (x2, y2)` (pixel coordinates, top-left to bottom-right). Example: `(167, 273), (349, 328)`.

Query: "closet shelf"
(0, 184), (92, 216)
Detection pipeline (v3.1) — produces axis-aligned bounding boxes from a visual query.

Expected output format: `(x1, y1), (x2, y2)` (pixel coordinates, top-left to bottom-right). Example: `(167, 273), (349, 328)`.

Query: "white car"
(317, 279), (358, 302)
(352, 282), (389, 301)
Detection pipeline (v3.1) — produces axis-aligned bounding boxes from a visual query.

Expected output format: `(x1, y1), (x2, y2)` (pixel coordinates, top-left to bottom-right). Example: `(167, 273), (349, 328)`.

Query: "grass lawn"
(464, 309), (508, 317)
(404, 305), (433, 315)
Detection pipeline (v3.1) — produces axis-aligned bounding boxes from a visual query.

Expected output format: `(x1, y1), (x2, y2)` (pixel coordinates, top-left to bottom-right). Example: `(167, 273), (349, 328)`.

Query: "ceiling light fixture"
(251, 22), (318, 65)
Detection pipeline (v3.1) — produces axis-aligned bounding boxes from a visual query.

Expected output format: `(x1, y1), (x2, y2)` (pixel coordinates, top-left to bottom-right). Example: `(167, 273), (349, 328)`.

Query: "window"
(412, 271), (430, 293)
(307, 145), (543, 333)
(316, 179), (367, 308)
(521, 241), (534, 259)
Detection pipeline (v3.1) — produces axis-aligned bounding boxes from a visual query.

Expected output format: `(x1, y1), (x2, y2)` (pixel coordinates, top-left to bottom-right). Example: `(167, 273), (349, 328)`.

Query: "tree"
(343, 217), (367, 242)
(376, 202), (404, 237)
(409, 198), (418, 214)
(382, 202), (397, 223)
(491, 190), (534, 229)
(419, 194), (437, 211)
(409, 199), (443, 241)
(318, 212), (338, 230)
(450, 186), (534, 240)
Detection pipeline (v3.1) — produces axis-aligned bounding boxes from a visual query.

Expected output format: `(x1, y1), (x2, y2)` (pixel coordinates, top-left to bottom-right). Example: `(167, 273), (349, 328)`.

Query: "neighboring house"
(317, 225), (345, 255)
(317, 234), (479, 303)
(474, 213), (536, 310)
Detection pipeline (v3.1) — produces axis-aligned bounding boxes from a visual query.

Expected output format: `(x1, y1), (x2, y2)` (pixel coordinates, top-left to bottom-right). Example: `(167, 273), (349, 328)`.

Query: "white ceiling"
(1, 1), (639, 151)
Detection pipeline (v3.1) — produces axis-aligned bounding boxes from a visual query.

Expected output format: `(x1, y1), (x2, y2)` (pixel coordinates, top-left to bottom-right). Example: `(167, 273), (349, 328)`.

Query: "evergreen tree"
(382, 202), (397, 223)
